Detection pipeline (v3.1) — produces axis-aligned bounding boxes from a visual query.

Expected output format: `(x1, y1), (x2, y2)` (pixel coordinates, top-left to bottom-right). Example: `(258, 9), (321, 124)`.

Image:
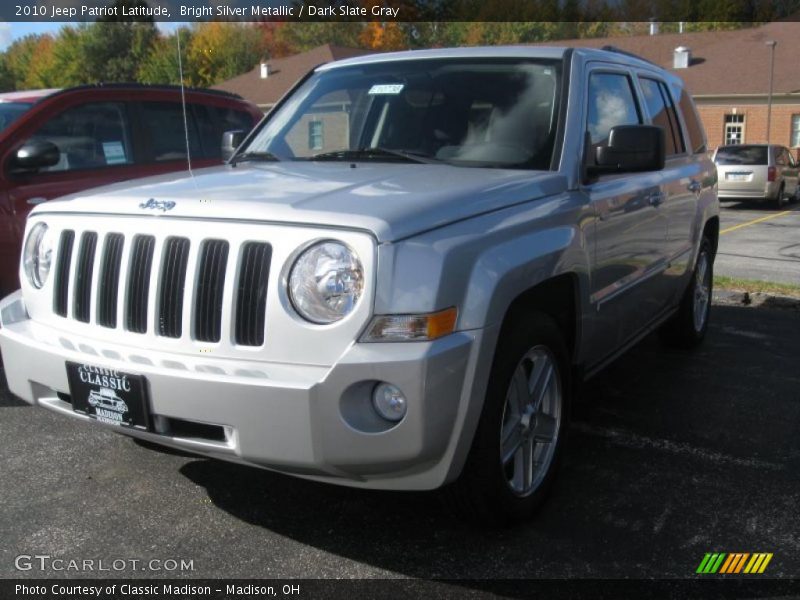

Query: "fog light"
(372, 383), (407, 422)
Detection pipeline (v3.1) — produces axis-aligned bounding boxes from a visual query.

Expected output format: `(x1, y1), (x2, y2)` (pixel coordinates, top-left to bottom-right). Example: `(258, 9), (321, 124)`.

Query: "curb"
(713, 288), (800, 311)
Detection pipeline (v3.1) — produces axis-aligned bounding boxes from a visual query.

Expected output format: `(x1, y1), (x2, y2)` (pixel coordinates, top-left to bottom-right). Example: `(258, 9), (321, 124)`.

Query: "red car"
(0, 85), (262, 294)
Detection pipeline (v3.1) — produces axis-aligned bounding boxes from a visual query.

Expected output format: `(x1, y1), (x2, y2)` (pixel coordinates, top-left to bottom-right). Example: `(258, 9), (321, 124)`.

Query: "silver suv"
(0, 46), (719, 524)
(714, 143), (800, 208)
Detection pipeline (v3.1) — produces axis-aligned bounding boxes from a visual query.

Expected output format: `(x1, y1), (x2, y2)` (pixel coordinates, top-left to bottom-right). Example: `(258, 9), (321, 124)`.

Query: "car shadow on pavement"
(0, 366), (27, 407)
(179, 305), (799, 580)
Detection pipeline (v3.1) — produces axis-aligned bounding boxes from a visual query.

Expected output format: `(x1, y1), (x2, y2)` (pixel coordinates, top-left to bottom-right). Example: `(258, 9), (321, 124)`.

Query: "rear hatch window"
(715, 146), (768, 165)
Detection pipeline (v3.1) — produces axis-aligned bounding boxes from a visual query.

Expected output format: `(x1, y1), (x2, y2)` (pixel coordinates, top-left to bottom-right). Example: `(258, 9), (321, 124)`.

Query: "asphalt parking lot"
(1, 301), (798, 582)
(716, 200), (800, 285)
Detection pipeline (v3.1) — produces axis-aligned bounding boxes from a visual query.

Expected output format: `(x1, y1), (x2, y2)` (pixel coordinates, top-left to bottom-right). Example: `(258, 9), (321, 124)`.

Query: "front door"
(583, 68), (669, 355)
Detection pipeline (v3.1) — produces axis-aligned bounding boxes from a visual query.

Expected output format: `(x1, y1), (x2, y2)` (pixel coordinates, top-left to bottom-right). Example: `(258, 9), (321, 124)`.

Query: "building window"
(791, 114), (800, 147)
(308, 120), (323, 150)
(724, 114), (744, 145)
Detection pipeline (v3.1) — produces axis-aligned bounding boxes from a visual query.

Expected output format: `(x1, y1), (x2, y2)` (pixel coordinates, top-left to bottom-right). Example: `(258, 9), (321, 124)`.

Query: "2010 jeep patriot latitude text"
(0, 47), (719, 523)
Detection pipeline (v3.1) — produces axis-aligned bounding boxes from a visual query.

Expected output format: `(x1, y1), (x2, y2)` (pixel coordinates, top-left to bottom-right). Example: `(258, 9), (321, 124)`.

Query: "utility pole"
(765, 40), (777, 145)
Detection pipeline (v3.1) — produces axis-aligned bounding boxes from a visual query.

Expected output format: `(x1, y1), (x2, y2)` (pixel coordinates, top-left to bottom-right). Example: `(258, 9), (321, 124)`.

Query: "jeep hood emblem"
(139, 198), (176, 212)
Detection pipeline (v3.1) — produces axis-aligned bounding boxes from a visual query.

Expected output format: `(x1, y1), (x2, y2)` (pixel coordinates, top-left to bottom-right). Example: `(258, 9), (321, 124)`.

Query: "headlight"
(23, 222), (53, 289)
(288, 241), (363, 324)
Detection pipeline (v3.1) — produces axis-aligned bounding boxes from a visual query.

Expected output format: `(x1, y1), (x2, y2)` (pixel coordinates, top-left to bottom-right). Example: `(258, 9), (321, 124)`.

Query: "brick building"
(217, 23), (800, 158)
(540, 21), (800, 157)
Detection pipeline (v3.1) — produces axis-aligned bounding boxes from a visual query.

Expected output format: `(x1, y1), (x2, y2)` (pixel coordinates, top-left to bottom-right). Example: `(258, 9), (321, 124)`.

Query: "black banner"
(4, 579), (800, 600)
(4, 0), (800, 23)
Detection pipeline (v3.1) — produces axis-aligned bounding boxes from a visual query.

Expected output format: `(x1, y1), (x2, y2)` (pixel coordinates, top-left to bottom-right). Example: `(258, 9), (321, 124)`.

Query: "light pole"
(765, 40), (777, 145)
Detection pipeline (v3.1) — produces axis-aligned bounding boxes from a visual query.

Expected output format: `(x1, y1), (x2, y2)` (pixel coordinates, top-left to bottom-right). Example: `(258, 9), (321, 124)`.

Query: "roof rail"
(600, 45), (661, 68)
(44, 83), (245, 101)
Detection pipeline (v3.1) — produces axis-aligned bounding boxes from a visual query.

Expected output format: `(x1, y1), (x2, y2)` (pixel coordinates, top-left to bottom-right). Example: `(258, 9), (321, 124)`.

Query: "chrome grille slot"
(73, 231), (98, 323)
(158, 237), (190, 339)
(97, 233), (124, 328)
(235, 242), (271, 347)
(194, 239), (229, 343)
(53, 230), (75, 317)
(125, 235), (155, 334)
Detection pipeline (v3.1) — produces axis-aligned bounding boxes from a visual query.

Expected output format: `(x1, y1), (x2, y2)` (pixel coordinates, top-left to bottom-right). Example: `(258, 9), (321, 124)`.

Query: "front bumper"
(0, 292), (489, 490)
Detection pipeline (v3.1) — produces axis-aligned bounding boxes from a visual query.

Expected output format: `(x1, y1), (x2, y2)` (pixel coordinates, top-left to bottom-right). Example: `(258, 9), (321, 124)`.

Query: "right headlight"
(23, 222), (53, 289)
(288, 240), (363, 324)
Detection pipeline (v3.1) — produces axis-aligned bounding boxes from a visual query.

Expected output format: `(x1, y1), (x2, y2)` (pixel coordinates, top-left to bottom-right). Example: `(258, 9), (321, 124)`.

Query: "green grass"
(714, 275), (800, 298)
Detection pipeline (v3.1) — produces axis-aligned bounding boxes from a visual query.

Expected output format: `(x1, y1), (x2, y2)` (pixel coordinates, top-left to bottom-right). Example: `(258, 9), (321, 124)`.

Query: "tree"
(4, 34), (46, 89)
(138, 28), (194, 85)
(187, 23), (266, 87)
(78, 21), (158, 83)
(275, 22), (363, 53)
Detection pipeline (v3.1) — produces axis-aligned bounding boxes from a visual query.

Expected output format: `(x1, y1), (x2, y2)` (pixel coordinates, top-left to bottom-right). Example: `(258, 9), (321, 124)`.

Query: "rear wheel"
(660, 237), (713, 348)
(444, 312), (570, 525)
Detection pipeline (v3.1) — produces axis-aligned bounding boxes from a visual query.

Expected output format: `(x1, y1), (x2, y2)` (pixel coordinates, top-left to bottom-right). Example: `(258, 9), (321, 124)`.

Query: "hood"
(34, 162), (567, 243)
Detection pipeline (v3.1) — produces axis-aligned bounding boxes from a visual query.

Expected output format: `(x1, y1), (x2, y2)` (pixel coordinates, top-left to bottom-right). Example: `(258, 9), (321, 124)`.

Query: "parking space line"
(720, 209), (795, 235)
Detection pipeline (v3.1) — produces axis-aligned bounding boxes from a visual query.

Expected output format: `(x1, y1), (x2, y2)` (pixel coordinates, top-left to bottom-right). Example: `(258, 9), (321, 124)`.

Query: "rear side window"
(586, 72), (641, 145)
(639, 77), (684, 156)
(714, 145), (768, 165)
(139, 102), (202, 162)
(674, 87), (706, 154)
(26, 102), (133, 172)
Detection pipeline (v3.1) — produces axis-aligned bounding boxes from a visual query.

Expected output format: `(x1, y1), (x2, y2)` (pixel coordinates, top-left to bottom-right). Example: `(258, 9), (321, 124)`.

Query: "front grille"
(97, 233), (124, 328)
(194, 239), (229, 343)
(235, 242), (271, 346)
(73, 232), (98, 323)
(158, 237), (190, 338)
(48, 230), (272, 346)
(126, 235), (156, 334)
(53, 230), (75, 317)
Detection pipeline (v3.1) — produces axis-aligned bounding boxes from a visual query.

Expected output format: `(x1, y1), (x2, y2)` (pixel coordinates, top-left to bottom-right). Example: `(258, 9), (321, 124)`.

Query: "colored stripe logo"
(696, 552), (773, 574)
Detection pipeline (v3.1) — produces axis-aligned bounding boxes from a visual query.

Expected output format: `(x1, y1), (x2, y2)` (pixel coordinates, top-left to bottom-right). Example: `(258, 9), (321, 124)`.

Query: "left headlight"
(288, 240), (363, 324)
(23, 222), (53, 289)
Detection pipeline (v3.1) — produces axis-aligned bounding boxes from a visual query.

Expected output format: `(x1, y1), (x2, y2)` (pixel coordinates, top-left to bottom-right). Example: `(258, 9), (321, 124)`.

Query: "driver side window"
(25, 102), (133, 173)
(587, 72), (641, 146)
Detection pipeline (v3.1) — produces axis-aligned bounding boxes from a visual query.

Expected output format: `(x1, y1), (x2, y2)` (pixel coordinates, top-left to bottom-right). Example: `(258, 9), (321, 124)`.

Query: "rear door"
(637, 76), (704, 300)
(584, 67), (669, 351)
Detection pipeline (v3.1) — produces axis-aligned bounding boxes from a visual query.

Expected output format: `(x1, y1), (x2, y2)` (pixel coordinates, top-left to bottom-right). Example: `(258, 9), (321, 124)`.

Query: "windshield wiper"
(230, 151), (281, 166)
(309, 147), (440, 164)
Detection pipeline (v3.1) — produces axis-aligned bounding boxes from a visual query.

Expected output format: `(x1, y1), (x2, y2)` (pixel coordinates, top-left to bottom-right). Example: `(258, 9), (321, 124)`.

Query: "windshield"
(0, 102), (32, 132)
(715, 145), (768, 165)
(243, 58), (562, 170)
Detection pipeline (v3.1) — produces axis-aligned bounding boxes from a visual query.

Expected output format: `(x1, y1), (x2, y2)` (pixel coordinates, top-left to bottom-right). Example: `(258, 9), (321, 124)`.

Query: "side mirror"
(221, 130), (245, 162)
(13, 140), (60, 171)
(588, 125), (665, 177)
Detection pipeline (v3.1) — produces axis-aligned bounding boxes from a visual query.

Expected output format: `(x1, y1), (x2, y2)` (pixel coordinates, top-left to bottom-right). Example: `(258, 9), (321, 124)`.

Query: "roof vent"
(673, 46), (691, 69)
(259, 63), (271, 79)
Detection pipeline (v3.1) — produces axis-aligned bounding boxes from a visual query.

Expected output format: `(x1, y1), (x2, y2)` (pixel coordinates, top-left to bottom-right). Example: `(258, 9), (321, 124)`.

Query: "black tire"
(443, 311), (570, 526)
(660, 237), (713, 349)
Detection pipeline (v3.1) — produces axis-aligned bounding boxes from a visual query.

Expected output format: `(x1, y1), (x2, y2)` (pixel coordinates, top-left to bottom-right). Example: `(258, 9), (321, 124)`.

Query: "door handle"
(688, 180), (702, 194)
(26, 197), (47, 206)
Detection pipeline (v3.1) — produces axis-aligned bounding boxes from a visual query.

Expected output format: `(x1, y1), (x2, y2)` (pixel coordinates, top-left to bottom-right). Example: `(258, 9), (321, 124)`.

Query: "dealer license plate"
(66, 362), (150, 430)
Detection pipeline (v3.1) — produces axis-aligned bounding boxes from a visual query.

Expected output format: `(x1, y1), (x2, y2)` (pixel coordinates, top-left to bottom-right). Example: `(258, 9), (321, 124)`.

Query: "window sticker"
(368, 84), (405, 95)
(102, 141), (127, 165)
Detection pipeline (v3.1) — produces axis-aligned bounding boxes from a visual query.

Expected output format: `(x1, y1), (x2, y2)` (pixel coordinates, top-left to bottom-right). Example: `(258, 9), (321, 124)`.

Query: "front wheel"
(444, 312), (570, 525)
(660, 237), (713, 348)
